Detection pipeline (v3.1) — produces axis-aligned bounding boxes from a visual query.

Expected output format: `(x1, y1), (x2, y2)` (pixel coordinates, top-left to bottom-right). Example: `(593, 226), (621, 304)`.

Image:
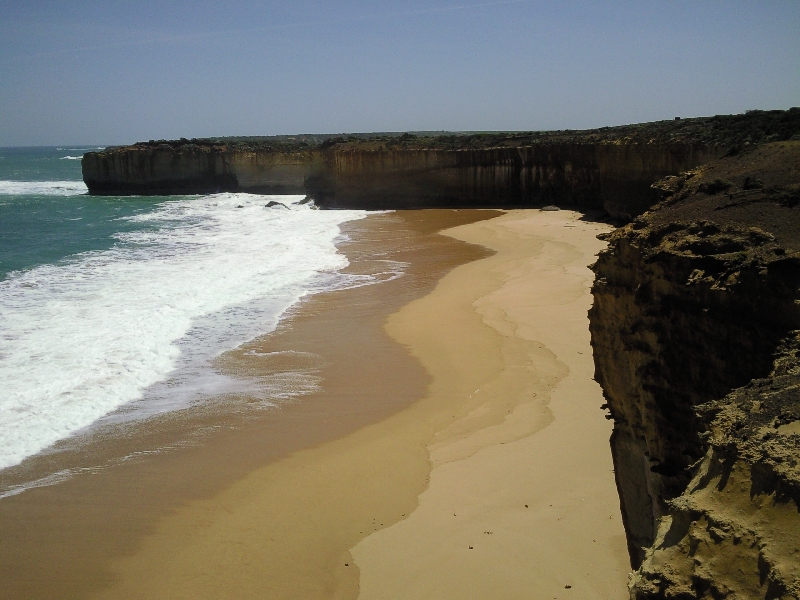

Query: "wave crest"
(0, 180), (87, 196)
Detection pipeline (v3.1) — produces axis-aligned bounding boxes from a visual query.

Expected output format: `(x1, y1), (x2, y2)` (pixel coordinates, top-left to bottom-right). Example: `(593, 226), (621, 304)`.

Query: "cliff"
(308, 143), (720, 218)
(81, 143), (317, 196)
(83, 109), (800, 220)
(589, 141), (800, 598)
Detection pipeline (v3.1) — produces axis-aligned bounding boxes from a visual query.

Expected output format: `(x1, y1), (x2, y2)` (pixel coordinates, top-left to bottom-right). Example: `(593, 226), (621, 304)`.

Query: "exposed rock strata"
(312, 143), (720, 217)
(589, 141), (800, 597)
(81, 144), (317, 195)
(83, 141), (719, 218)
(82, 109), (799, 219)
(631, 335), (800, 599)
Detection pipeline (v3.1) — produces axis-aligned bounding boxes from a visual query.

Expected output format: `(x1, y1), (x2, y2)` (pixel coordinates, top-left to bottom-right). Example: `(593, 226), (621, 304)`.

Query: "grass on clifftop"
(113, 108), (800, 154)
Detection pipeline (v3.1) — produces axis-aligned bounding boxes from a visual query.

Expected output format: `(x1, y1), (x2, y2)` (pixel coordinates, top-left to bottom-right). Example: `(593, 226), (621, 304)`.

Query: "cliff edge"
(83, 109), (800, 220)
(590, 141), (800, 598)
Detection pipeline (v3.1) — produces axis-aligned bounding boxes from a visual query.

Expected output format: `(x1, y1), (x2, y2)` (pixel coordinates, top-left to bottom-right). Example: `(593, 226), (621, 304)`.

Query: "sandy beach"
(0, 209), (494, 599)
(355, 211), (629, 599)
(92, 209), (626, 599)
(1, 208), (628, 599)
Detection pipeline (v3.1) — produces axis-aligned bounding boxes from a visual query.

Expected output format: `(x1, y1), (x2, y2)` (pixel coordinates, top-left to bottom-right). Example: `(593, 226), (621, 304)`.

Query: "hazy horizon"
(2, 0), (799, 146)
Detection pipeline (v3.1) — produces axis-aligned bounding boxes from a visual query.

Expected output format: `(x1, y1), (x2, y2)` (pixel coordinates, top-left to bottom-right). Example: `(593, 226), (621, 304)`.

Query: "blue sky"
(1, 0), (798, 145)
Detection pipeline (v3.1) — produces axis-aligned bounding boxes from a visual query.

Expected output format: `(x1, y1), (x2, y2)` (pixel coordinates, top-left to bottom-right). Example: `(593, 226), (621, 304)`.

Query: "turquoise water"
(0, 147), (168, 279)
(0, 147), (370, 475)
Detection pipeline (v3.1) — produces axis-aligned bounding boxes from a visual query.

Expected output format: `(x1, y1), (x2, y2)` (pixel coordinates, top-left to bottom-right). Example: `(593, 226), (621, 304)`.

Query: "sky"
(1, 0), (798, 146)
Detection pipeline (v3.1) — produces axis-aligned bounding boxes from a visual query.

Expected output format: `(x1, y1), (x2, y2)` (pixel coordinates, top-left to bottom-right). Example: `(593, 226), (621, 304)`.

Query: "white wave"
(0, 194), (369, 470)
(0, 467), (95, 499)
(60, 155), (82, 160)
(0, 180), (87, 196)
(0, 446), (176, 499)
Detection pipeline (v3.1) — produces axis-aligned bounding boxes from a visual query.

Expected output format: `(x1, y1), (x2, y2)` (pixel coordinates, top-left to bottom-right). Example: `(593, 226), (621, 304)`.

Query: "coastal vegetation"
(132, 108), (800, 152)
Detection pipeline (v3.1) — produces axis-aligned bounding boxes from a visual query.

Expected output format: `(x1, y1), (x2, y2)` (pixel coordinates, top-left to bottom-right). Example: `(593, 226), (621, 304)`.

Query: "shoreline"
(0, 209), (497, 600)
(92, 209), (628, 599)
(1, 208), (629, 599)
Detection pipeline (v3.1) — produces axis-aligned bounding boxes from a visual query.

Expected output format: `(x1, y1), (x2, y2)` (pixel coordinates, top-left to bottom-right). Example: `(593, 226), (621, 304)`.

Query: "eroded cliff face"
(310, 143), (720, 217)
(589, 142), (800, 598)
(631, 335), (800, 598)
(84, 109), (800, 218)
(82, 143), (316, 195)
(83, 141), (720, 218)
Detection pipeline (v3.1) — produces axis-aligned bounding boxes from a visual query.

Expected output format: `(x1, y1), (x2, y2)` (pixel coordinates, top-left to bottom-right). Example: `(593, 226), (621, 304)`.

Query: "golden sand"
(0, 209), (628, 599)
(354, 210), (629, 599)
(0, 210), (495, 600)
(92, 210), (628, 599)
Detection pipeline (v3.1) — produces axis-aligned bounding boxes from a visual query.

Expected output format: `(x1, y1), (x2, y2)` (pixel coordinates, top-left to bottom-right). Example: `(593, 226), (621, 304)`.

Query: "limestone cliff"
(631, 336), (800, 598)
(82, 142), (316, 195)
(83, 109), (800, 219)
(590, 141), (800, 598)
(310, 143), (719, 218)
(83, 140), (718, 218)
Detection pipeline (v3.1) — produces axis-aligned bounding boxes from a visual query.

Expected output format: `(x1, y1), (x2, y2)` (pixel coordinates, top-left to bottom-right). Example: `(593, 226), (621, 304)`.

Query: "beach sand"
(0, 209), (628, 599)
(91, 209), (627, 599)
(354, 211), (629, 599)
(0, 209), (494, 599)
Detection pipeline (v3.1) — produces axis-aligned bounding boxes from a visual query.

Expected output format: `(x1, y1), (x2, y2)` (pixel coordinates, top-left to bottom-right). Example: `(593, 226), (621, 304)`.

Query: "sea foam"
(0, 180), (88, 196)
(0, 193), (368, 470)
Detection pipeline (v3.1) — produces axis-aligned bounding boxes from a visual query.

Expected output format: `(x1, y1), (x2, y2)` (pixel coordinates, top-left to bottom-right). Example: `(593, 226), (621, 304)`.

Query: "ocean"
(0, 147), (370, 474)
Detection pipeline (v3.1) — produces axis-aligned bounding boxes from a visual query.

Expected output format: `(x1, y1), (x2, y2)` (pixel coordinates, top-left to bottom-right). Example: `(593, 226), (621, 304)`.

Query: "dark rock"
(630, 334), (800, 598)
(697, 178), (733, 195)
(743, 176), (764, 190)
(82, 109), (800, 218)
(590, 141), (800, 597)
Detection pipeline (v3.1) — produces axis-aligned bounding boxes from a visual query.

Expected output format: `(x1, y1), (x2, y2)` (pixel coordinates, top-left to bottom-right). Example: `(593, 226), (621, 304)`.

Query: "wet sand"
(0, 208), (629, 599)
(0, 209), (497, 600)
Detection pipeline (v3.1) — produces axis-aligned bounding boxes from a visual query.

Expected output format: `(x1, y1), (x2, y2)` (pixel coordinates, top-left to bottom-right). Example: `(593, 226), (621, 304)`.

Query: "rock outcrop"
(82, 140), (719, 219)
(590, 141), (800, 598)
(83, 109), (800, 220)
(631, 335), (800, 599)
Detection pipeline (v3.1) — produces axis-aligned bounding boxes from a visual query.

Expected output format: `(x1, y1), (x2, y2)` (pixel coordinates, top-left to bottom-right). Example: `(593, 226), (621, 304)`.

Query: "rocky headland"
(590, 140), (800, 598)
(83, 109), (799, 220)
